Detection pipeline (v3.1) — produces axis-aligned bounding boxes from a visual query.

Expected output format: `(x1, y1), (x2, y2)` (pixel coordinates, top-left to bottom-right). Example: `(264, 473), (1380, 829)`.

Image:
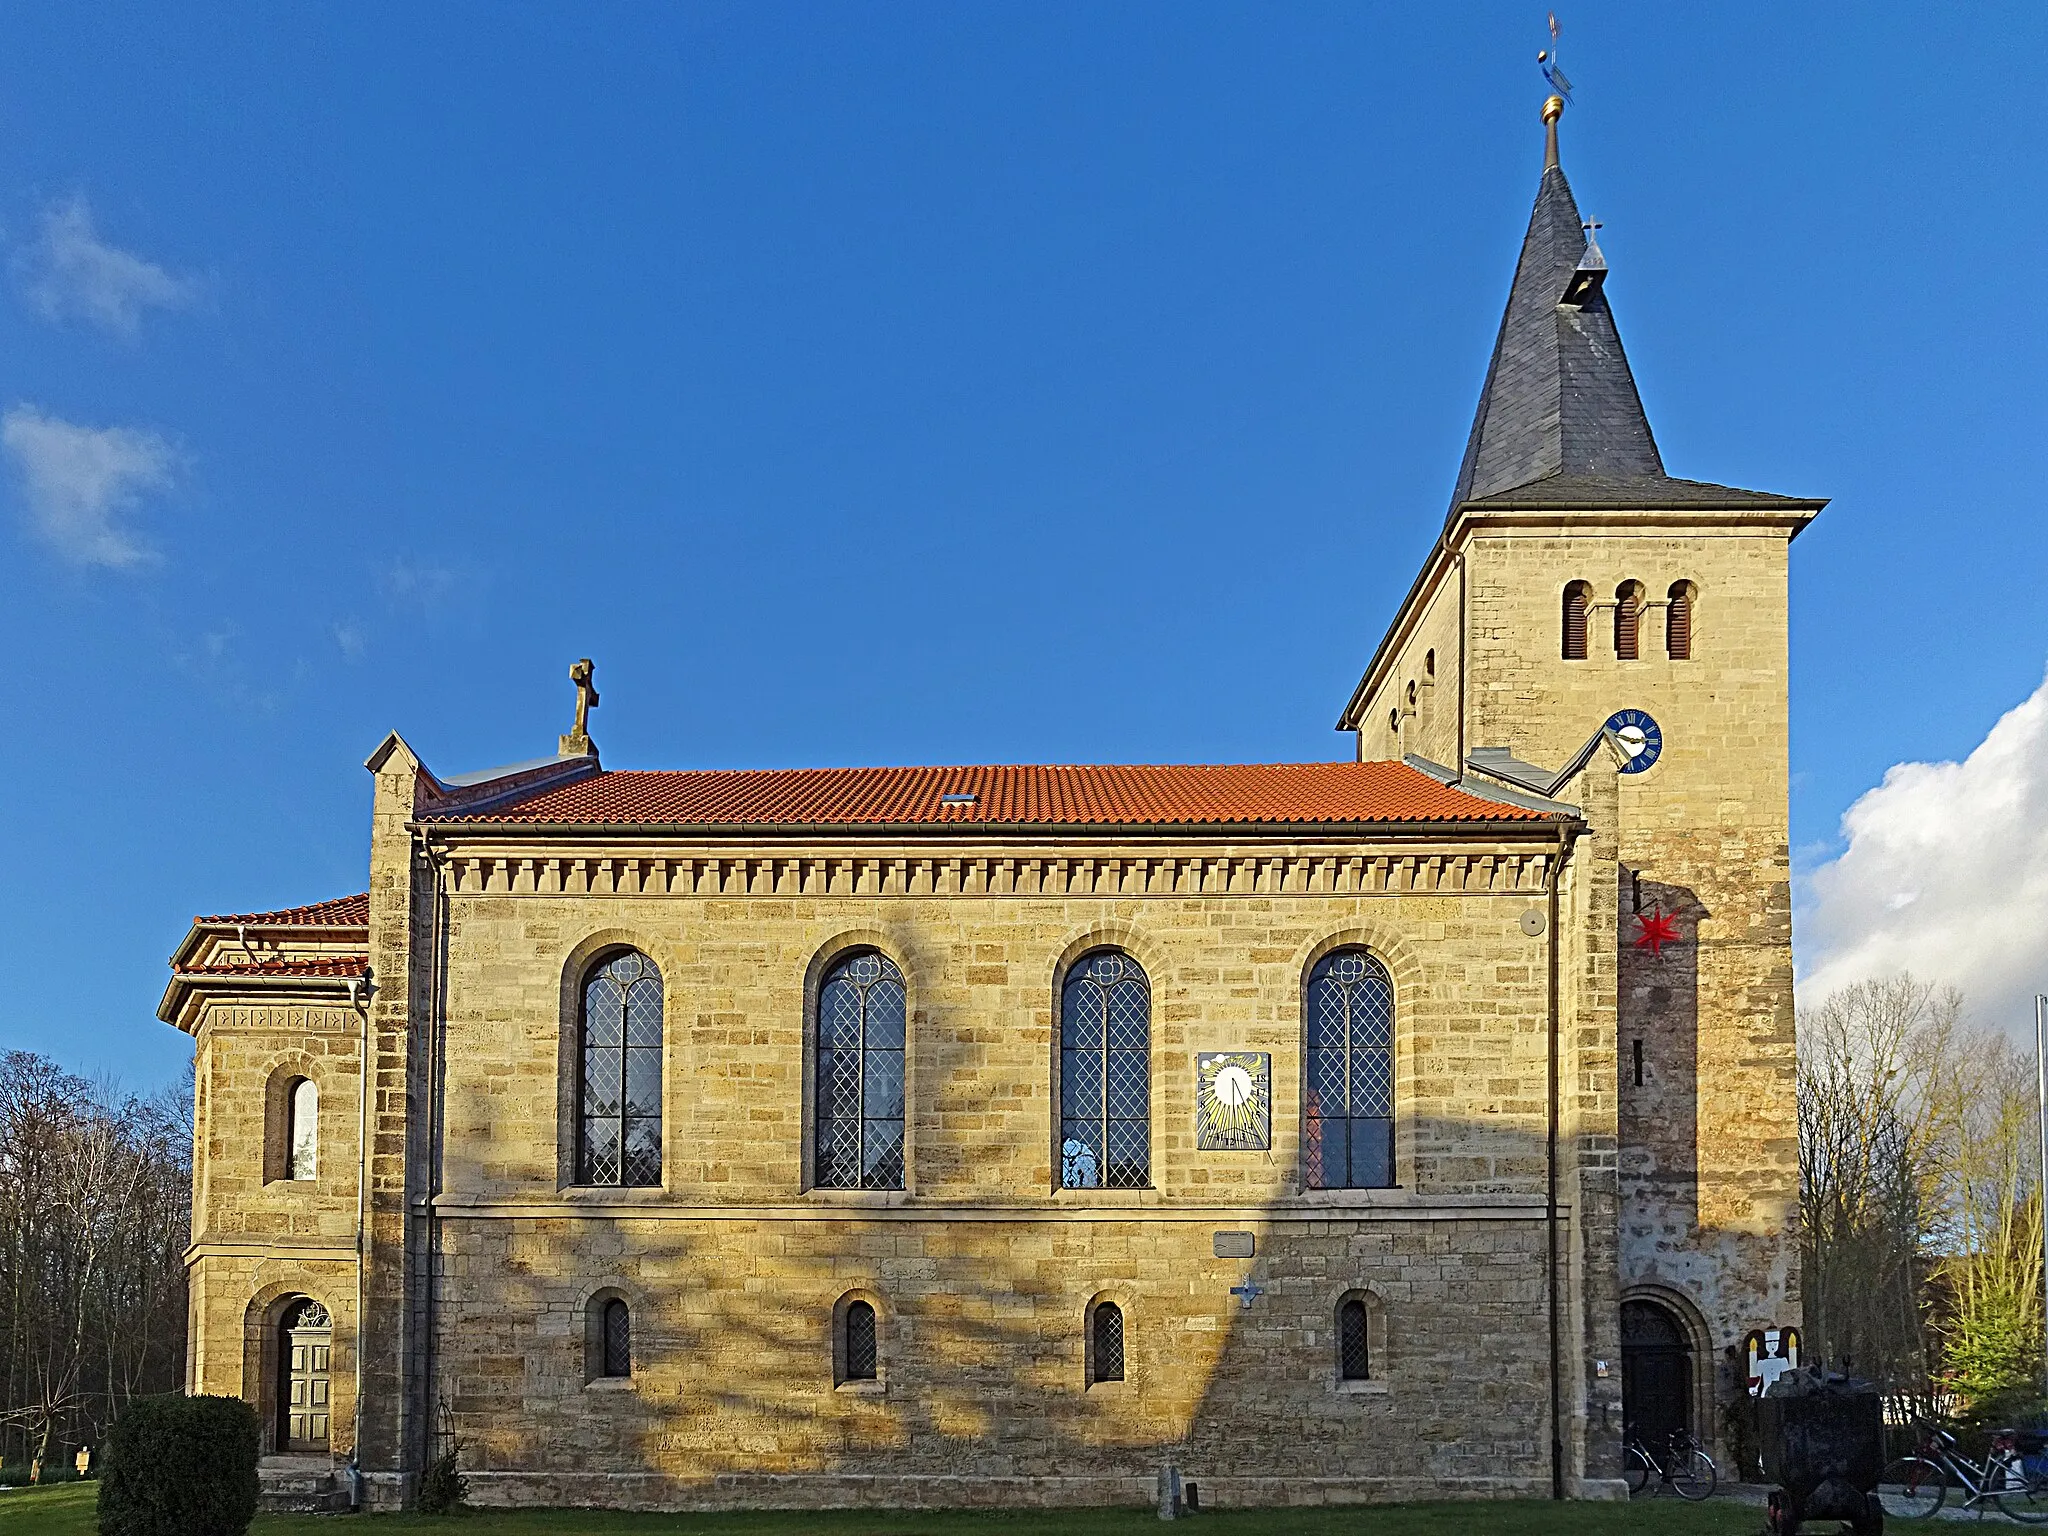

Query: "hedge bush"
(97, 1395), (260, 1536)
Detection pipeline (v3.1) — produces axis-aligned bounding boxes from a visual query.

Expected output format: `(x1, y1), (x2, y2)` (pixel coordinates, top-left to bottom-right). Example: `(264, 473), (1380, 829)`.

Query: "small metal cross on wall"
(1229, 1281), (1264, 1309)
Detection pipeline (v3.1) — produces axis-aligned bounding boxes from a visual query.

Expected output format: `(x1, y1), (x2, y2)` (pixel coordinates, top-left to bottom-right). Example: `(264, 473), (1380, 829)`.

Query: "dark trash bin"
(1760, 1368), (1885, 1535)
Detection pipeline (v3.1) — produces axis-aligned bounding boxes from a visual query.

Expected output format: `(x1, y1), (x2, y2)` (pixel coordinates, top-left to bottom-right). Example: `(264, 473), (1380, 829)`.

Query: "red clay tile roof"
(196, 893), (369, 928)
(435, 761), (1554, 828)
(177, 955), (369, 979)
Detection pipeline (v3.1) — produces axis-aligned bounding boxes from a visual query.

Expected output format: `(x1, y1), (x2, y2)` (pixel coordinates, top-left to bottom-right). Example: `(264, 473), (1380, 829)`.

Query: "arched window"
(600, 1298), (631, 1378)
(842, 1300), (878, 1383)
(285, 1078), (317, 1181)
(1614, 581), (1644, 661)
(1304, 948), (1395, 1189)
(1091, 1301), (1125, 1384)
(1666, 580), (1695, 660)
(1562, 581), (1591, 660)
(814, 950), (907, 1190)
(1060, 950), (1151, 1189)
(577, 949), (663, 1187)
(1338, 1298), (1370, 1380)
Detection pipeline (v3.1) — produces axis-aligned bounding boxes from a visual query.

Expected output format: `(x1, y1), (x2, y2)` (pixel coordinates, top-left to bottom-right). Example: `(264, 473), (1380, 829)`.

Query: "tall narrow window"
(843, 1300), (878, 1382)
(814, 950), (907, 1189)
(1614, 581), (1644, 660)
(1666, 581), (1695, 660)
(1092, 1302), (1125, 1383)
(1060, 950), (1151, 1189)
(285, 1078), (318, 1180)
(1562, 582), (1591, 660)
(1304, 948), (1396, 1189)
(1338, 1298), (1371, 1380)
(600, 1298), (631, 1378)
(577, 949), (663, 1187)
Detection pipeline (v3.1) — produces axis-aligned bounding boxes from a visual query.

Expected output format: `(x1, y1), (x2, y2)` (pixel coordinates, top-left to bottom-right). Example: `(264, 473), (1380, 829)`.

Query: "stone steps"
(257, 1457), (354, 1515)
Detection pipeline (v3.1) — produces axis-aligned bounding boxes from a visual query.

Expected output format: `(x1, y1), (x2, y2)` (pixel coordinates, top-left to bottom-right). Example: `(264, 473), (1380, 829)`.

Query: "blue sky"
(3, 3), (2045, 1089)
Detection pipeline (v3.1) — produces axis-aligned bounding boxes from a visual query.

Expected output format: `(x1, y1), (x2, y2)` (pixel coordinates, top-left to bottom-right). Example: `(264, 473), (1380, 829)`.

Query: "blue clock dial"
(1603, 709), (1663, 774)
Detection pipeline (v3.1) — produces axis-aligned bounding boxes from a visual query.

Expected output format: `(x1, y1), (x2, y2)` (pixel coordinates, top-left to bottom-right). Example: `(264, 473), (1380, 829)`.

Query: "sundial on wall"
(1604, 709), (1663, 774)
(1196, 1052), (1272, 1151)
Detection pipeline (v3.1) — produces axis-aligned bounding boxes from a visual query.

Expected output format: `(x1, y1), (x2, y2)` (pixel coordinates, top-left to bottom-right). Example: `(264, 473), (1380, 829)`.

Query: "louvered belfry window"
(1338, 1298), (1370, 1380)
(1304, 948), (1395, 1189)
(1092, 1302), (1125, 1383)
(1060, 950), (1151, 1189)
(1562, 582), (1591, 660)
(578, 950), (663, 1186)
(814, 951), (907, 1189)
(1667, 581), (1694, 660)
(1614, 582), (1643, 661)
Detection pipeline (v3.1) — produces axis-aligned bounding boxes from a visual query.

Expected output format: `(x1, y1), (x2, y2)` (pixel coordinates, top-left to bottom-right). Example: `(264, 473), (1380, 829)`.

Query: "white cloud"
(16, 194), (198, 338)
(1798, 668), (2048, 1034)
(2, 405), (179, 567)
(332, 622), (367, 660)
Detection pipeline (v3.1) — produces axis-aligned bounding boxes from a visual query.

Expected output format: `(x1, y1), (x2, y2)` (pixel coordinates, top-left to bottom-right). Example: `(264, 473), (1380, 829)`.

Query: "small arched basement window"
(1562, 582), (1591, 660)
(285, 1078), (318, 1181)
(1614, 581), (1645, 661)
(1667, 581), (1696, 660)
(600, 1298), (631, 1378)
(1338, 1298), (1370, 1380)
(843, 1300), (878, 1383)
(1092, 1302), (1126, 1384)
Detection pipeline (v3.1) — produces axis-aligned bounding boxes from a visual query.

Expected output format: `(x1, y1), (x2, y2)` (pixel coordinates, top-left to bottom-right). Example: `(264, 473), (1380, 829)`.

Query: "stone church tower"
(1341, 97), (1822, 1438)
(160, 95), (1816, 1513)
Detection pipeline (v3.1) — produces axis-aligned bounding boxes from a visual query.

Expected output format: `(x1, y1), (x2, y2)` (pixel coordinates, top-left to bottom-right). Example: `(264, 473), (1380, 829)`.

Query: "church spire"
(1447, 94), (1666, 510)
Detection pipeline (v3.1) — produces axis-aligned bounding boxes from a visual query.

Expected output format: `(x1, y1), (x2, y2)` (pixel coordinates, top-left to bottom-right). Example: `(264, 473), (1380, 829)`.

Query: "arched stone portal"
(276, 1298), (333, 1452)
(1621, 1297), (1693, 1446)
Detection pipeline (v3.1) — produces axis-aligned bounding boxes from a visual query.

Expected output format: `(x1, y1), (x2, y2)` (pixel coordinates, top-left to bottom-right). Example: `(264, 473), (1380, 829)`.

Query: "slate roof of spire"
(1447, 153), (1818, 515)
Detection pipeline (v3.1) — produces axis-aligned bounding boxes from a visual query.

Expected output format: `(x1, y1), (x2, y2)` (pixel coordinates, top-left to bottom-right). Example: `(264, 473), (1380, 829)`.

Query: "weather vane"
(1538, 12), (1574, 104)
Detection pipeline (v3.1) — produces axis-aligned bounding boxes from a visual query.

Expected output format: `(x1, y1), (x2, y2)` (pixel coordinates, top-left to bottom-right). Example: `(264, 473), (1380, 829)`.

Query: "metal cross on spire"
(1538, 12), (1575, 104)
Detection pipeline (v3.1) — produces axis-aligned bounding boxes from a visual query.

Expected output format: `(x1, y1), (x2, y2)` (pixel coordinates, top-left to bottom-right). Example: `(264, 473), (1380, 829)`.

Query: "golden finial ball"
(1541, 95), (1565, 124)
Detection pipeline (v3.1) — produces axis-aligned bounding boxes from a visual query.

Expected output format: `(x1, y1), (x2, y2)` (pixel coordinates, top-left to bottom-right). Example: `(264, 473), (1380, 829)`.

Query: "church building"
(161, 95), (1819, 1510)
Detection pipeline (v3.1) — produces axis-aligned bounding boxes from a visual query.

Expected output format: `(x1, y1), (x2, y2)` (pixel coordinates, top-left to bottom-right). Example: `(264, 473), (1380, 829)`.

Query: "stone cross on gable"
(560, 658), (600, 758)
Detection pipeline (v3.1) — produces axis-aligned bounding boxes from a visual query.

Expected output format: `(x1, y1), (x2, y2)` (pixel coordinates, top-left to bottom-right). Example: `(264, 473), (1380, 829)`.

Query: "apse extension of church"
(162, 94), (1821, 1511)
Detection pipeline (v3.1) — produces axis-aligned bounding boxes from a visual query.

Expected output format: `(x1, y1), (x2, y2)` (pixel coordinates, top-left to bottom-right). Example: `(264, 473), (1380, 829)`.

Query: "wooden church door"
(278, 1298), (332, 1452)
(1621, 1299), (1692, 1446)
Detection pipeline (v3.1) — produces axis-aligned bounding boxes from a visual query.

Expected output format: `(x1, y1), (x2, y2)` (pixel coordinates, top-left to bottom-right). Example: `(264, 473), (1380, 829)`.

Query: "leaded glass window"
(1092, 1302), (1125, 1383)
(1060, 950), (1150, 1189)
(1338, 1298), (1370, 1380)
(1304, 948), (1395, 1189)
(814, 950), (906, 1190)
(600, 1298), (631, 1378)
(844, 1300), (878, 1381)
(577, 949), (664, 1187)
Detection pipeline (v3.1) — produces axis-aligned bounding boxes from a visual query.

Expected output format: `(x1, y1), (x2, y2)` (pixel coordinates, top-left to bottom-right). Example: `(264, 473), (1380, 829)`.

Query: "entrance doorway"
(277, 1298), (332, 1452)
(1621, 1298), (1692, 1446)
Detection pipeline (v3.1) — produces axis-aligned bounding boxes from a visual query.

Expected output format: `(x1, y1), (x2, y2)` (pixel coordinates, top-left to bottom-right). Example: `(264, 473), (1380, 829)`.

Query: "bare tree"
(0, 1052), (190, 1472)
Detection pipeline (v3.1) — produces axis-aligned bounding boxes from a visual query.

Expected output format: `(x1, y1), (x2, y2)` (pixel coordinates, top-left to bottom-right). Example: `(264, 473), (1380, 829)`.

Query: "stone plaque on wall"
(1196, 1052), (1271, 1151)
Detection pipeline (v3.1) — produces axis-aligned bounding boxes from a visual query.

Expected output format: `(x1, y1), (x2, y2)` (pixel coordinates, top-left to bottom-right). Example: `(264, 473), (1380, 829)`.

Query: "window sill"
(1336, 1379), (1390, 1395)
(803, 1188), (913, 1208)
(1050, 1188), (1160, 1208)
(585, 1376), (636, 1393)
(552, 1185), (670, 1203)
(835, 1379), (886, 1396)
(1086, 1378), (1131, 1395)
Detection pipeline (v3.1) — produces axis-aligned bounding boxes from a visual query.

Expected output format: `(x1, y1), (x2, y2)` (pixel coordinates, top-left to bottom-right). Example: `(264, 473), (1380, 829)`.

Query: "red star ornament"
(1632, 905), (1681, 956)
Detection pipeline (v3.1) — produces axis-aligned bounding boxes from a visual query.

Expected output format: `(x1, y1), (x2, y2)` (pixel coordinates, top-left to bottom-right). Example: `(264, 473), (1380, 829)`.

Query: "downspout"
(416, 836), (450, 1474)
(1546, 819), (1568, 1500)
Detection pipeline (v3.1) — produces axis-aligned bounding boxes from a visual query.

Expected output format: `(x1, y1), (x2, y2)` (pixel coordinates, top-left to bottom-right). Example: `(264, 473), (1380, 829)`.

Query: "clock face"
(1604, 708), (1663, 774)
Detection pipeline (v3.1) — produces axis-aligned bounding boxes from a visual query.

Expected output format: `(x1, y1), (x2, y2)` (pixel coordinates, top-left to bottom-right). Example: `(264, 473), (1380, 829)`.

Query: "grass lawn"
(0, 1483), (1764, 1536)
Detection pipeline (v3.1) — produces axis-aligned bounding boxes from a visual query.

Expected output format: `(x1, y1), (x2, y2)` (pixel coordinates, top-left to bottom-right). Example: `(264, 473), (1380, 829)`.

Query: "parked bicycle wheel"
(1670, 1446), (1718, 1502)
(1995, 1459), (2048, 1524)
(1623, 1443), (1654, 1497)
(1875, 1456), (1946, 1519)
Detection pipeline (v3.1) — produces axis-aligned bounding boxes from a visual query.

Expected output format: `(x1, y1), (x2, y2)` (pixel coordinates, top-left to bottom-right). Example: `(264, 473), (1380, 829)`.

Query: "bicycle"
(1877, 1417), (2048, 1523)
(1624, 1426), (1719, 1500)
